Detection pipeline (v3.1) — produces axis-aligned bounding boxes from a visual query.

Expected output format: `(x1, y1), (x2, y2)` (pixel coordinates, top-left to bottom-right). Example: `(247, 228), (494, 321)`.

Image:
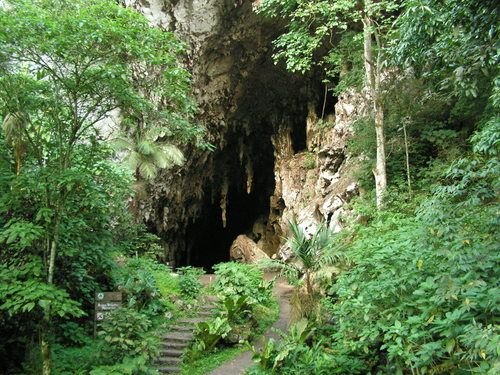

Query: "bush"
(97, 307), (157, 364)
(90, 356), (156, 375)
(212, 262), (273, 306)
(177, 266), (204, 300)
(113, 257), (176, 314)
(326, 143), (499, 374)
(53, 340), (99, 375)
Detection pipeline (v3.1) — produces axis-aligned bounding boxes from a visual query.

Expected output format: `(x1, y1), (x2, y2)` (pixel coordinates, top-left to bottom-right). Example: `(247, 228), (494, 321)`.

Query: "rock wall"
(126, 0), (364, 266)
(269, 89), (366, 245)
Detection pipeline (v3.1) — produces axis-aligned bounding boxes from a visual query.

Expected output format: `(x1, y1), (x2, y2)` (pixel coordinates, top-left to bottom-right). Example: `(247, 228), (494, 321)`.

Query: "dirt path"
(206, 276), (293, 375)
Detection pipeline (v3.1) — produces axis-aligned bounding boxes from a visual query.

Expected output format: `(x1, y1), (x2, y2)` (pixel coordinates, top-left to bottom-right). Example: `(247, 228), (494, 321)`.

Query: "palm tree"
(2, 113), (28, 175)
(115, 135), (184, 181)
(113, 132), (184, 217)
(285, 220), (340, 296)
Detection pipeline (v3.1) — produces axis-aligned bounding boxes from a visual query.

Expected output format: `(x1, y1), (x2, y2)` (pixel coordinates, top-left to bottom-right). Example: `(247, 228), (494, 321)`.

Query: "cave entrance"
(181, 131), (275, 271)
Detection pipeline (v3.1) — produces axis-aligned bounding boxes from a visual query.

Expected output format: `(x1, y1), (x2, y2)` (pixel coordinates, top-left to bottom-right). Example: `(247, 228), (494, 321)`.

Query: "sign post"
(94, 291), (122, 337)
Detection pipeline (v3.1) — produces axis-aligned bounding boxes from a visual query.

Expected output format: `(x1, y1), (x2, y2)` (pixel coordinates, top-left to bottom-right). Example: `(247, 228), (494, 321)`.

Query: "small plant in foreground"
(177, 266), (204, 300)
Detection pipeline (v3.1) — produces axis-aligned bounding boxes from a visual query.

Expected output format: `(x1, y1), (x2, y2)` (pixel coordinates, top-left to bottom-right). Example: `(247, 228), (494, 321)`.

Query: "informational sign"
(95, 291), (122, 322)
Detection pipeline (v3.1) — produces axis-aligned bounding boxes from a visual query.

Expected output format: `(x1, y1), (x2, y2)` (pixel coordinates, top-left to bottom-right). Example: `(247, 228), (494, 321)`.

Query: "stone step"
(199, 304), (216, 311)
(161, 341), (189, 350)
(198, 310), (215, 317)
(177, 317), (207, 325)
(203, 295), (219, 303)
(159, 349), (184, 357)
(158, 366), (180, 374)
(157, 356), (182, 365)
(169, 324), (193, 332)
(162, 332), (193, 343)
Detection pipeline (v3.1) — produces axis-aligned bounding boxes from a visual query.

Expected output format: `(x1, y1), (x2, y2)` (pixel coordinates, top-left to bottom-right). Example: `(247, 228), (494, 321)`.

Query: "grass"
(180, 346), (247, 375)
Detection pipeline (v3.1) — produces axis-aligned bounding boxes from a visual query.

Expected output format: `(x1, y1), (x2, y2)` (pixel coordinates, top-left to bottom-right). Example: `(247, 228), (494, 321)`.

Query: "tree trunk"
(363, 4), (387, 209)
(41, 215), (60, 375)
(41, 312), (51, 375)
(373, 99), (387, 209)
(305, 271), (313, 296)
(402, 120), (412, 198)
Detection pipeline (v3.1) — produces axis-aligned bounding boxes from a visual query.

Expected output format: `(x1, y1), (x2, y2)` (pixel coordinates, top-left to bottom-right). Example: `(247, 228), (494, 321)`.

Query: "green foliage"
(175, 266), (203, 300)
(392, 0), (498, 98)
(191, 317), (232, 356)
(0, 0), (202, 367)
(322, 118), (500, 373)
(89, 356), (156, 375)
(212, 262), (274, 306)
(53, 339), (99, 375)
(98, 307), (157, 364)
(153, 270), (180, 301)
(302, 152), (316, 170)
(247, 319), (359, 375)
(257, 0), (358, 78)
(273, 220), (346, 299)
(221, 295), (252, 325)
(0, 259), (84, 319)
(112, 257), (176, 314)
(114, 223), (165, 261)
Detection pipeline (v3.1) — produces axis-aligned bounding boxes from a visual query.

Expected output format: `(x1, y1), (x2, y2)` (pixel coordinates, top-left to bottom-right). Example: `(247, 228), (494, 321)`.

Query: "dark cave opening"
(180, 130), (276, 271)
(291, 116), (307, 153)
(316, 86), (337, 117)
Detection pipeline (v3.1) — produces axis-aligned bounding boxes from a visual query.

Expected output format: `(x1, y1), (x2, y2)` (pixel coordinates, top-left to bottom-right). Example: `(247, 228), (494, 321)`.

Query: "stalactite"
(246, 159), (253, 194)
(220, 177), (229, 228)
(239, 137), (245, 164)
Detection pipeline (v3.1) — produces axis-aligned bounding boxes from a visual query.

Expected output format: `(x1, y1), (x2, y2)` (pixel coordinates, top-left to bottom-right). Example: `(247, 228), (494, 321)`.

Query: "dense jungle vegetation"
(0, 0), (498, 374)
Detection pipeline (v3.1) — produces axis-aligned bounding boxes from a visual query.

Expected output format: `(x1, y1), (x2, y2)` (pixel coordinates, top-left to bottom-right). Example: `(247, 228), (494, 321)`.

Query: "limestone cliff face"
(127, 1), (363, 266)
(269, 90), (365, 248)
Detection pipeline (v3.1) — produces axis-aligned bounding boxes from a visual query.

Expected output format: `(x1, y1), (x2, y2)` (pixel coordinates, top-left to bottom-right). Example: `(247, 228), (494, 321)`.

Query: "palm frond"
(138, 160), (158, 180)
(159, 143), (184, 166)
(137, 139), (155, 156)
(126, 151), (141, 170)
(111, 136), (133, 151)
(2, 113), (25, 142)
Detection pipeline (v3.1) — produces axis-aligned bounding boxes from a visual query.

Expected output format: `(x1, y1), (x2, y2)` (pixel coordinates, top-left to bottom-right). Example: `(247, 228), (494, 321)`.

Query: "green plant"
(248, 319), (315, 372)
(190, 317), (232, 358)
(221, 295), (252, 324)
(270, 220), (346, 320)
(112, 258), (162, 313)
(212, 262), (273, 306)
(0, 0), (204, 371)
(98, 307), (157, 364)
(302, 152), (316, 170)
(90, 356), (156, 375)
(53, 340), (99, 375)
(177, 266), (204, 300)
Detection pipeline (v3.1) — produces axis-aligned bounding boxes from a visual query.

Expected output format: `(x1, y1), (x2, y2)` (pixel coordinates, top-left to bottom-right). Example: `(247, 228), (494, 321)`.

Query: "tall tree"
(257, 0), (400, 208)
(0, 0), (202, 373)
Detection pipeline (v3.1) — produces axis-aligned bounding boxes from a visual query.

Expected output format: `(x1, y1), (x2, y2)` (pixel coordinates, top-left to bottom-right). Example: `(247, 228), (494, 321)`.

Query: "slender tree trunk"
(363, 4), (387, 209)
(41, 213), (60, 375)
(373, 99), (387, 209)
(41, 306), (52, 375)
(402, 120), (412, 199)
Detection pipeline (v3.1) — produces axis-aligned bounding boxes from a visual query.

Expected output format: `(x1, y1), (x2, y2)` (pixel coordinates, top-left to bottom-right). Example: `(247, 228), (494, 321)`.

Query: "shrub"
(212, 262), (273, 306)
(97, 307), (157, 364)
(177, 266), (204, 300)
(113, 257), (176, 314)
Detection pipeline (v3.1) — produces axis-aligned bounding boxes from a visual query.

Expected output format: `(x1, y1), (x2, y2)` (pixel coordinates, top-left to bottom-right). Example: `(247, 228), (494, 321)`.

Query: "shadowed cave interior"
(175, 85), (338, 270)
(179, 115), (308, 270)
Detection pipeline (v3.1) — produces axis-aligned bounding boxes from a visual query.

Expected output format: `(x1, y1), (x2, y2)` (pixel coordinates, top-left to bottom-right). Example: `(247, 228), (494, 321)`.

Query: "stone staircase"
(156, 297), (219, 374)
